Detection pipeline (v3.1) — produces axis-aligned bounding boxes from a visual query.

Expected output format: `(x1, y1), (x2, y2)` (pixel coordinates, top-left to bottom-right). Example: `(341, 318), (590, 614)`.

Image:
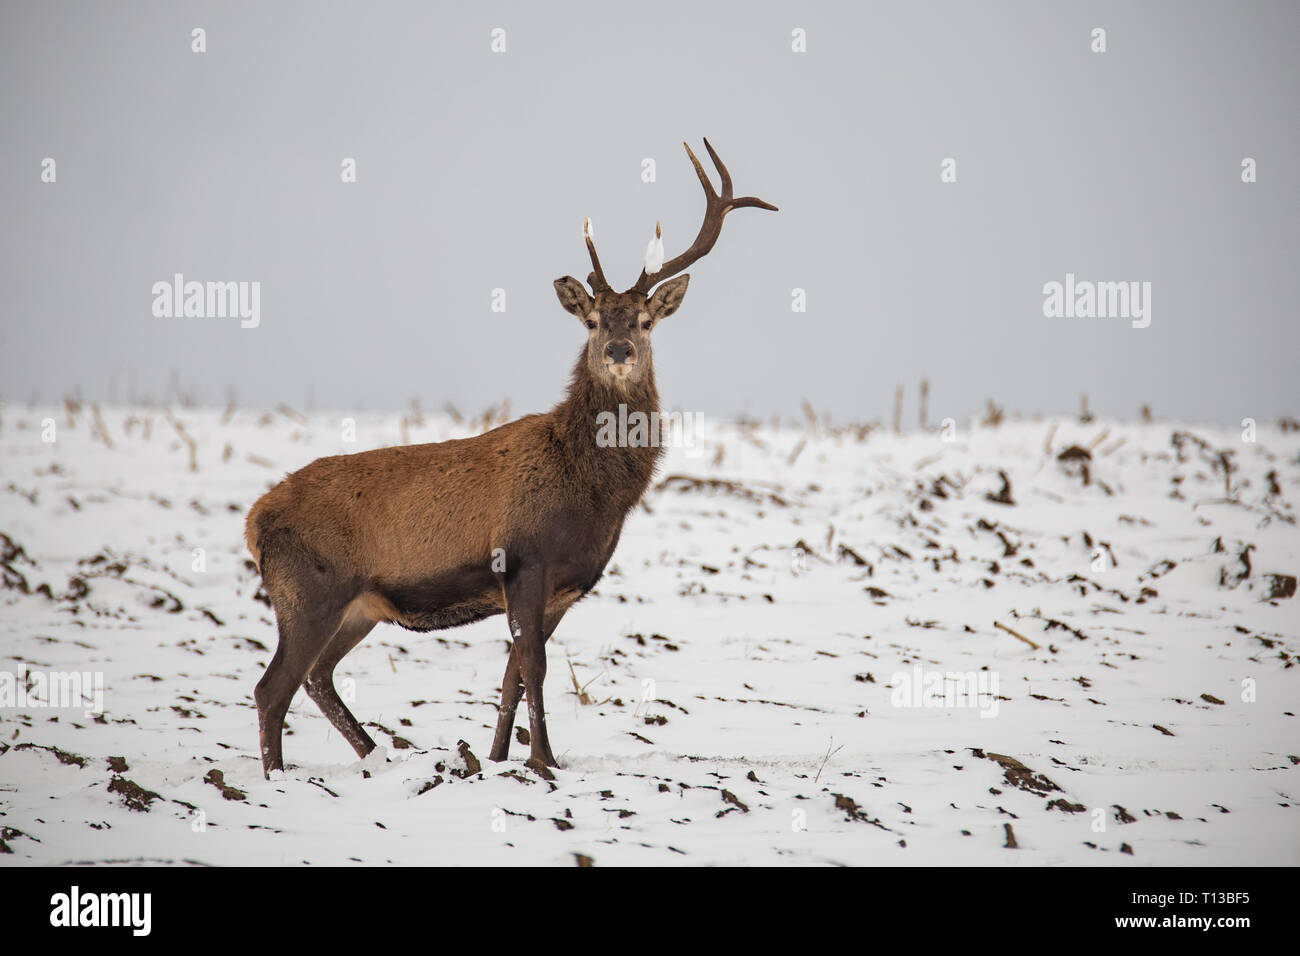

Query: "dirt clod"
(721, 789), (749, 813)
(204, 769), (247, 801)
(524, 756), (555, 781)
(981, 752), (1061, 795)
(1047, 798), (1086, 813)
(832, 793), (889, 830)
(1264, 574), (1297, 600)
(15, 743), (86, 768)
(453, 740), (481, 778)
(108, 775), (161, 812)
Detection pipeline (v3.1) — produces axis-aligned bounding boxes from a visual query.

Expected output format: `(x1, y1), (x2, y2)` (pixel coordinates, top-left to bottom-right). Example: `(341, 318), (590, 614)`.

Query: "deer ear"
(554, 276), (594, 319)
(647, 274), (690, 321)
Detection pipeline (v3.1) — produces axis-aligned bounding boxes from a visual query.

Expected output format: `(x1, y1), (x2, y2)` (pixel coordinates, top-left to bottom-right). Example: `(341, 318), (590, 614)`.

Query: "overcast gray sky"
(2, 1), (1296, 425)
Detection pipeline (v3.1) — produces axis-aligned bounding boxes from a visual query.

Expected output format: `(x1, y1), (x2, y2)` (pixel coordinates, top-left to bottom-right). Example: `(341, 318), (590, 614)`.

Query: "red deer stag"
(245, 140), (776, 777)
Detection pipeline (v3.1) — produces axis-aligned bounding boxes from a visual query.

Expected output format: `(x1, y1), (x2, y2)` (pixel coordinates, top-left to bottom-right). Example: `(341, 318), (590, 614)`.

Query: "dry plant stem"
(787, 438), (806, 466)
(167, 412), (198, 472)
(814, 737), (843, 784)
(90, 404), (113, 449)
(994, 620), (1040, 650)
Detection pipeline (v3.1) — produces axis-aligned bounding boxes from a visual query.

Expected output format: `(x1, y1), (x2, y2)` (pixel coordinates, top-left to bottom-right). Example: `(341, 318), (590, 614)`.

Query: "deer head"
(554, 139), (778, 389)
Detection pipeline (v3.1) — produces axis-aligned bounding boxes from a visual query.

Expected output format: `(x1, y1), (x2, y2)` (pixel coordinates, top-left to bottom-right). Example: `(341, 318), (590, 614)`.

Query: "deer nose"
(605, 340), (635, 365)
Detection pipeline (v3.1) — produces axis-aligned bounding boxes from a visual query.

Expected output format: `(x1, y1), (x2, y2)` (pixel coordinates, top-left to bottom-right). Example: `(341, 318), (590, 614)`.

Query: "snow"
(1, 403), (1297, 866)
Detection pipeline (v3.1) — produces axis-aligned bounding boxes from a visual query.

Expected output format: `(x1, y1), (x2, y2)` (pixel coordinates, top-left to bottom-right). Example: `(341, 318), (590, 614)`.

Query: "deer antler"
(628, 139), (777, 295)
(583, 217), (611, 294)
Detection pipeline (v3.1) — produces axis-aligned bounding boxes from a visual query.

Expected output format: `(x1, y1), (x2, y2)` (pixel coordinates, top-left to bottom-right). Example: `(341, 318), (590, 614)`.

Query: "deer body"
(247, 140), (774, 777)
(247, 354), (658, 635)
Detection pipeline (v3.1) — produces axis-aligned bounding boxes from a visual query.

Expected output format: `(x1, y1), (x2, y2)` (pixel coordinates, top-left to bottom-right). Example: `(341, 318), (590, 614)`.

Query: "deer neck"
(553, 347), (664, 509)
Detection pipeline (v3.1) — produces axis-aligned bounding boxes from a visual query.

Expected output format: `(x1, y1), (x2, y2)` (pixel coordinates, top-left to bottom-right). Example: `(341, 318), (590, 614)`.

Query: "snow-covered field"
(1, 402), (1296, 866)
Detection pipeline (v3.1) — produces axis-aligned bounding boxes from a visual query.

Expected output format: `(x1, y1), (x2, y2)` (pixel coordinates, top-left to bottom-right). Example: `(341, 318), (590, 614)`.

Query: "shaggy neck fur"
(551, 346), (663, 514)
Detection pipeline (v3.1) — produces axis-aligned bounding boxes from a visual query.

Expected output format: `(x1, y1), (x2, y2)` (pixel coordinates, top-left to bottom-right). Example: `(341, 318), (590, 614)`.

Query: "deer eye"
(585, 319), (597, 330)
(640, 319), (652, 331)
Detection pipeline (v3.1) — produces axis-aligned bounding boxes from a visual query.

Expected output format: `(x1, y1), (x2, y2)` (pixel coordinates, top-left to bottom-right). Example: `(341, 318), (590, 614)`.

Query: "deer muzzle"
(604, 340), (636, 368)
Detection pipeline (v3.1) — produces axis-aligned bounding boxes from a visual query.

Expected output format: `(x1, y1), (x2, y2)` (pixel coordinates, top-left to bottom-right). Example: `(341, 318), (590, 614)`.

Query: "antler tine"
(699, 137), (778, 214)
(628, 140), (777, 294)
(702, 138), (732, 198)
(684, 142), (718, 200)
(583, 217), (611, 293)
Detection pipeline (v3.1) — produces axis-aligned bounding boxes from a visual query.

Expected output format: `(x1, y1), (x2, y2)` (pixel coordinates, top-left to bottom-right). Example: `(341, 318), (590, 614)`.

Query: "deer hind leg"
(488, 645), (524, 762)
(255, 599), (345, 778)
(489, 606), (566, 762)
(303, 612), (377, 760)
(253, 535), (352, 778)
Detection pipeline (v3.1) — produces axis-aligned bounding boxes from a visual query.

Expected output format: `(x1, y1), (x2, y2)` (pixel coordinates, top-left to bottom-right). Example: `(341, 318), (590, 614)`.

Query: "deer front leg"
(490, 606), (568, 762)
(522, 639), (558, 770)
(501, 571), (559, 769)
